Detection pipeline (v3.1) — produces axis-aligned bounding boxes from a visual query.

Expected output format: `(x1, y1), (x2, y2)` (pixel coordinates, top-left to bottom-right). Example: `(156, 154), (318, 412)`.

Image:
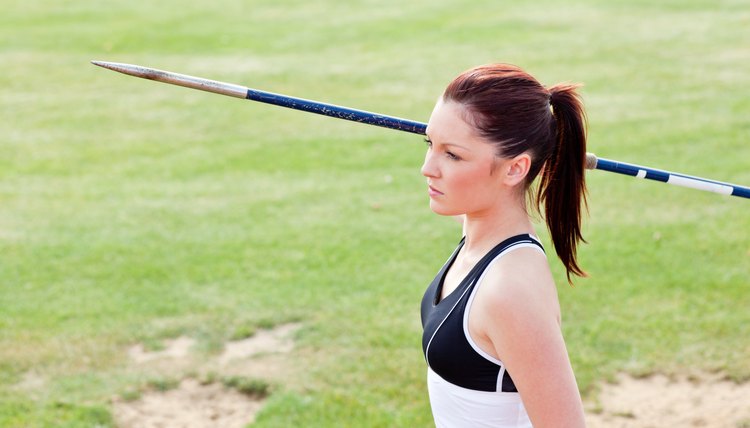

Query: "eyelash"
(424, 138), (461, 161)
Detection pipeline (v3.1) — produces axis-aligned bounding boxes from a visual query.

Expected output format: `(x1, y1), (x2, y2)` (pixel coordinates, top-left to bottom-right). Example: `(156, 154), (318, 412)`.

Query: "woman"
(420, 64), (588, 427)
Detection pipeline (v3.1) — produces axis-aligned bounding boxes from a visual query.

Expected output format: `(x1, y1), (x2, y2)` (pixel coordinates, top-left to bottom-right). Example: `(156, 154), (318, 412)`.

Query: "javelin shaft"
(91, 60), (425, 135)
(91, 60), (750, 199)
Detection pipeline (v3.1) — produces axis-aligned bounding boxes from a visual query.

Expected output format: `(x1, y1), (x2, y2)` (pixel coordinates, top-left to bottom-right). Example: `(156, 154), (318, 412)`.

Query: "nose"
(421, 149), (440, 178)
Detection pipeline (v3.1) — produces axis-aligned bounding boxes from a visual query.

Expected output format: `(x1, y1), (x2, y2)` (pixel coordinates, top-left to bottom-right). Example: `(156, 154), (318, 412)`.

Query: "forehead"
(426, 99), (482, 142)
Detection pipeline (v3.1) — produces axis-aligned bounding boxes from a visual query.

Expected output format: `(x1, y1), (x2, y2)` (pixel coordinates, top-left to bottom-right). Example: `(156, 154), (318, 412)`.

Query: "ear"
(503, 153), (531, 187)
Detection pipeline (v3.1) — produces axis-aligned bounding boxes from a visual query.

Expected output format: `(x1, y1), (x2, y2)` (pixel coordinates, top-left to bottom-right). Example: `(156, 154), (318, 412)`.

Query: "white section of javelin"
(94, 61), (248, 99)
(636, 170), (647, 179)
(667, 175), (734, 195)
(167, 71), (248, 98)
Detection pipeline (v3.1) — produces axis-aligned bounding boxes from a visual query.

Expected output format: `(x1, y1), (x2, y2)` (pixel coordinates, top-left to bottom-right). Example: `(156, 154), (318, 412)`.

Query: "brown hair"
(443, 64), (588, 282)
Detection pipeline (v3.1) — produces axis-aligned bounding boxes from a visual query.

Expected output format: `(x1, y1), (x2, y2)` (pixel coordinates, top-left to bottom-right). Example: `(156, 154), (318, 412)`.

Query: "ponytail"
(443, 64), (589, 283)
(537, 84), (588, 283)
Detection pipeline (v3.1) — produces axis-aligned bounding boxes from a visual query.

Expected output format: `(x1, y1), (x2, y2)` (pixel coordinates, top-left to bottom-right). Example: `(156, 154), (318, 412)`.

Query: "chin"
(429, 201), (462, 217)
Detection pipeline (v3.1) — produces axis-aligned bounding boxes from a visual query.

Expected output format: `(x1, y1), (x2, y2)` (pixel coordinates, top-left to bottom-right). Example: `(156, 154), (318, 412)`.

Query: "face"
(421, 100), (513, 217)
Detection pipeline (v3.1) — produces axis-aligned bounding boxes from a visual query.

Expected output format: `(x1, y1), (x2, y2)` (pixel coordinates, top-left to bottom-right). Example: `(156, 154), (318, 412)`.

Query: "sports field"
(1, 0), (749, 426)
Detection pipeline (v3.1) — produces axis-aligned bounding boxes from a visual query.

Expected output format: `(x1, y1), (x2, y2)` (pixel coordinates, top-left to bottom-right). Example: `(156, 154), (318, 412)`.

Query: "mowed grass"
(1, 0), (749, 426)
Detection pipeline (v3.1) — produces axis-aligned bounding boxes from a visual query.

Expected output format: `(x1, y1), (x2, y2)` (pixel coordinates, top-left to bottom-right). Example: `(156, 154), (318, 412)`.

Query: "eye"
(424, 137), (432, 148)
(446, 151), (461, 161)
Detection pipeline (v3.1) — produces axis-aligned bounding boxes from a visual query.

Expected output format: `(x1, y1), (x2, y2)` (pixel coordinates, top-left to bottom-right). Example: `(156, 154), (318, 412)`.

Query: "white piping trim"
(425, 283), (476, 368)
(425, 238), (466, 366)
(527, 234), (543, 245)
(496, 365), (507, 392)
(462, 241), (546, 390)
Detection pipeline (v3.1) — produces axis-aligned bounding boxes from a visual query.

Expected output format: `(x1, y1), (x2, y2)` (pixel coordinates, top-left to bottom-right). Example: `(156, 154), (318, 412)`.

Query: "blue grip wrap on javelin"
(245, 89), (427, 135)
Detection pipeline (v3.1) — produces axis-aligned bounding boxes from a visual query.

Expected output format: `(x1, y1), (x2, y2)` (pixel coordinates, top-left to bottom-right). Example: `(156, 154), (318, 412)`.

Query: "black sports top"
(420, 234), (545, 392)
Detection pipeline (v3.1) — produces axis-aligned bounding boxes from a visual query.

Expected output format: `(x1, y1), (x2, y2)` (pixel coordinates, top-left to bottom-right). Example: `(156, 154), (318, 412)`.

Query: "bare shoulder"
(472, 246), (560, 324)
(470, 247), (584, 427)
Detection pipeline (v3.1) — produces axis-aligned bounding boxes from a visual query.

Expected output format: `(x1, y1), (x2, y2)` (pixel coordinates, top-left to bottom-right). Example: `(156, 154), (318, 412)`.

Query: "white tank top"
(421, 234), (544, 427)
(427, 367), (532, 428)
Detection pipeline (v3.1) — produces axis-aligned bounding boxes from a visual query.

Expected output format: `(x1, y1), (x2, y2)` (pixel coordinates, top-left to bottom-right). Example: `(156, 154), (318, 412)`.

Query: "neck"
(462, 195), (535, 256)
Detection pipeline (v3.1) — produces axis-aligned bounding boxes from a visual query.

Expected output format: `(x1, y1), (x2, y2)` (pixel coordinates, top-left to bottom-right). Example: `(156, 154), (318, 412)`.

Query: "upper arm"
(473, 250), (585, 427)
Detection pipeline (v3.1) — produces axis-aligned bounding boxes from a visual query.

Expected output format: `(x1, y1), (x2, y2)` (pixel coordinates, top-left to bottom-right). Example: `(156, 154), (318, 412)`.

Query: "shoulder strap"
(478, 233), (544, 266)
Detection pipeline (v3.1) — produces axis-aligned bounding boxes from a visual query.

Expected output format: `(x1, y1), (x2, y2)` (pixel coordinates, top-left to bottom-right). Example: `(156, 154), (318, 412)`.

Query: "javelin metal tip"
(91, 60), (250, 99)
(91, 60), (122, 71)
(91, 60), (153, 79)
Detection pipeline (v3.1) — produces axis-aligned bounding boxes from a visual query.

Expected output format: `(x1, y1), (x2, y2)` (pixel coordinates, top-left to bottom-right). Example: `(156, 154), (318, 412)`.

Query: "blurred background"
(1, 0), (748, 426)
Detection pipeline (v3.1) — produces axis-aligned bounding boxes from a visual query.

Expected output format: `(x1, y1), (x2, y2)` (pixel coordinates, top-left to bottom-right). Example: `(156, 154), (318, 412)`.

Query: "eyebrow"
(443, 142), (470, 151)
(424, 130), (473, 152)
(433, 140), (471, 152)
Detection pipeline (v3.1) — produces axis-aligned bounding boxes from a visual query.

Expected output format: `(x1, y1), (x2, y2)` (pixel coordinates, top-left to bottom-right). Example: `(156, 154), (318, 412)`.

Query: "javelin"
(91, 61), (750, 200)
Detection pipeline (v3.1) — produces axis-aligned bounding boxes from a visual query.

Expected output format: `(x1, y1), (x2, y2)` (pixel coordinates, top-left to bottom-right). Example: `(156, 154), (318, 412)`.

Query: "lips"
(428, 185), (444, 197)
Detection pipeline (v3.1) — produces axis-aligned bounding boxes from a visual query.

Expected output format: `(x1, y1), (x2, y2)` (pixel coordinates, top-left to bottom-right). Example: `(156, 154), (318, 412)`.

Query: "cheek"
(457, 165), (502, 201)
(451, 173), (478, 194)
(454, 163), (494, 189)
(430, 164), (498, 215)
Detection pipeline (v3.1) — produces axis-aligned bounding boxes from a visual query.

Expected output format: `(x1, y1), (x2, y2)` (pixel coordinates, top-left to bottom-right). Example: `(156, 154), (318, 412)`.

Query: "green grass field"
(2, 0), (749, 426)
